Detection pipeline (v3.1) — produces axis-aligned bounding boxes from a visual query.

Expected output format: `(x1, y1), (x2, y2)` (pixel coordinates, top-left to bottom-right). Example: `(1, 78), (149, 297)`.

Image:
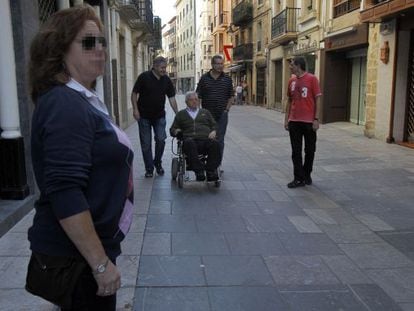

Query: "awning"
(226, 64), (244, 72)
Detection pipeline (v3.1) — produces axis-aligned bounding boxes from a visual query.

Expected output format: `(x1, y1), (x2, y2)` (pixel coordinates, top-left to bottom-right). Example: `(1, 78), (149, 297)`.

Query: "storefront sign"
(292, 40), (319, 55)
(325, 24), (368, 51)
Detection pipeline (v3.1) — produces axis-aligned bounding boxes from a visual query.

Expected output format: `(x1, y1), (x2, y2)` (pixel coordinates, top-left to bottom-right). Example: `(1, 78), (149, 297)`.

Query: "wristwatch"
(94, 258), (109, 275)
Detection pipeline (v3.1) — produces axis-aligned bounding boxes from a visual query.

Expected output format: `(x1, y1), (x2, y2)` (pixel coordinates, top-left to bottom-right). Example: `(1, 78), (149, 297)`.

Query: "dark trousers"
(62, 260), (117, 311)
(288, 121), (317, 181)
(216, 111), (229, 165)
(182, 138), (220, 172)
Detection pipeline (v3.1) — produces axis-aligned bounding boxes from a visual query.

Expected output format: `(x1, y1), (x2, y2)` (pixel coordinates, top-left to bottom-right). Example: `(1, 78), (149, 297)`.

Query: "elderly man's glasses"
(78, 36), (107, 50)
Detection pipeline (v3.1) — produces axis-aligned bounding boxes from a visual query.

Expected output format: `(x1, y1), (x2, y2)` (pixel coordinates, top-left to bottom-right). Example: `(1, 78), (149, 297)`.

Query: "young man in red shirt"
(284, 57), (322, 188)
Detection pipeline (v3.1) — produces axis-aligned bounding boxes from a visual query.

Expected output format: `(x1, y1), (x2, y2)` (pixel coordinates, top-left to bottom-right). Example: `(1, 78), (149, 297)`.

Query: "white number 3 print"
(301, 87), (308, 98)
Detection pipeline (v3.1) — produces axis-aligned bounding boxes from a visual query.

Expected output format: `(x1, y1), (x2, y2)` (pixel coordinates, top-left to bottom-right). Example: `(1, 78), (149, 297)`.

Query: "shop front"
(323, 24), (369, 124)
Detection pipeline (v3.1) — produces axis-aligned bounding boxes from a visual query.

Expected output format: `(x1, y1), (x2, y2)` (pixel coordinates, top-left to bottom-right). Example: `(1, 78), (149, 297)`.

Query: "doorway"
(405, 31), (414, 143)
(349, 56), (367, 125)
(274, 60), (283, 110)
(256, 67), (266, 106)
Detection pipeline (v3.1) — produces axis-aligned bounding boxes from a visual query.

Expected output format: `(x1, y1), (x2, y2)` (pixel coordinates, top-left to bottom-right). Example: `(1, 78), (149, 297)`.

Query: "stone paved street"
(0, 95), (413, 310)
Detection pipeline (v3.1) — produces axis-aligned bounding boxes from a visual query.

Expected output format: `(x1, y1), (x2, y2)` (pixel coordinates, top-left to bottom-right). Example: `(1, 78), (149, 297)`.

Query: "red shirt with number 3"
(287, 73), (321, 123)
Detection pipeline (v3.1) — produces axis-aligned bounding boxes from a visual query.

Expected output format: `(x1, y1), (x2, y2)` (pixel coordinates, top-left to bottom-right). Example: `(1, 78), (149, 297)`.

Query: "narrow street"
(0, 95), (413, 310)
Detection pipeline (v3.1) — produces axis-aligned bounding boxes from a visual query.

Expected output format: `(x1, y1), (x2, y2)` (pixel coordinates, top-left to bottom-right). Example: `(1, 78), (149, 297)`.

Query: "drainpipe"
(386, 19), (399, 143)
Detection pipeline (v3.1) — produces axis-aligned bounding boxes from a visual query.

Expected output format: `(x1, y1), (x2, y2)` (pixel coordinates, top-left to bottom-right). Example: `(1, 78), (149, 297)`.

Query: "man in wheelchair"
(170, 91), (220, 182)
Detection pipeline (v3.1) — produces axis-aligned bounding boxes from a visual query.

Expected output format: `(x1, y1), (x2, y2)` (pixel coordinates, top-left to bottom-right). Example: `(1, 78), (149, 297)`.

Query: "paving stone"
(118, 255), (139, 287)
(280, 285), (367, 311)
(303, 209), (337, 225)
(0, 289), (54, 311)
(148, 201), (171, 214)
(117, 286), (135, 310)
(216, 203), (261, 215)
(255, 201), (305, 216)
(400, 303), (414, 311)
(220, 180), (246, 190)
(120, 233), (143, 255)
(320, 223), (383, 243)
(0, 232), (31, 256)
(265, 255), (340, 285)
(142, 233), (171, 255)
(266, 190), (292, 202)
(229, 190), (273, 202)
(0, 256), (30, 289)
(350, 284), (404, 311)
(225, 233), (286, 255)
(172, 233), (230, 255)
(321, 255), (373, 284)
(242, 181), (280, 191)
(203, 255), (274, 286)
(243, 215), (298, 233)
(366, 268), (414, 303)
(338, 243), (414, 269)
(129, 216), (146, 233)
(378, 231), (414, 254)
(288, 216), (322, 233)
(196, 215), (248, 232)
(355, 214), (395, 231)
(134, 287), (210, 311)
(146, 215), (197, 233)
(208, 286), (289, 311)
(278, 233), (344, 255)
(137, 256), (205, 286)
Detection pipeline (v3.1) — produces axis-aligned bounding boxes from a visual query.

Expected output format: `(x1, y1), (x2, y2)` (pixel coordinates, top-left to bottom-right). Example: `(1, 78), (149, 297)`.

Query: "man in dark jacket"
(170, 91), (220, 181)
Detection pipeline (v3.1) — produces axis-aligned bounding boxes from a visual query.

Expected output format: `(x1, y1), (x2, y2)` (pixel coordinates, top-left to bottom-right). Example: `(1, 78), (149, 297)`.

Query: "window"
(333, 0), (360, 18)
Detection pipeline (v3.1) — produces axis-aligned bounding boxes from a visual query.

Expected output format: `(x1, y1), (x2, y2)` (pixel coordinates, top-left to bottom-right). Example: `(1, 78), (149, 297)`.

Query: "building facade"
(195, 0), (214, 85)
(163, 16), (178, 90)
(176, 0), (197, 92)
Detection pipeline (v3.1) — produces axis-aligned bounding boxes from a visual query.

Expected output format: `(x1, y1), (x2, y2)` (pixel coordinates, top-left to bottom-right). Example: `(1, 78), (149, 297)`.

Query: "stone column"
(0, 0), (29, 199)
(0, 0), (21, 139)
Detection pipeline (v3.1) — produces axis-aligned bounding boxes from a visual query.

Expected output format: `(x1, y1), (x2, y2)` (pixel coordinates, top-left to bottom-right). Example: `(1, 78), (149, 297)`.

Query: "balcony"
(168, 57), (175, 64)
(168, 42), (176, 50)
(115, 0), (153, 33)
(232, 1), (253, 27)
(333, 0), (360, 17)
(233, 43), (253, 61)
(360, 0), (414, 23)
(149, 16), (162, 49)
(271, 8), (300, 44)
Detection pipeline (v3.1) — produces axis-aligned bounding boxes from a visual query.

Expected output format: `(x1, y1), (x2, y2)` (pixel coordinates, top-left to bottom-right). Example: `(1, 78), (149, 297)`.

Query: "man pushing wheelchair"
(170, 91), (220, 182)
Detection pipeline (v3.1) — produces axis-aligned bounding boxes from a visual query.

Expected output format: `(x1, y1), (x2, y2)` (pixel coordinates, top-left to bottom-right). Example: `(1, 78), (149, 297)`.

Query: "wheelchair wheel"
(177, 173), (184, 188)
(171, 158), (179, 180)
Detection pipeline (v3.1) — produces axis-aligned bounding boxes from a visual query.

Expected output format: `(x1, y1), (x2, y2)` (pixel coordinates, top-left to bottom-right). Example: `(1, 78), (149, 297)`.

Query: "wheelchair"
(171, 138), (221, 188)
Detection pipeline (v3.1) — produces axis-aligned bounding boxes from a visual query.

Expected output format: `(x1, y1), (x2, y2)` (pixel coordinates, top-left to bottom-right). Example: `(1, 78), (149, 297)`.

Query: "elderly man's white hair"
(185, 91), (198, 102)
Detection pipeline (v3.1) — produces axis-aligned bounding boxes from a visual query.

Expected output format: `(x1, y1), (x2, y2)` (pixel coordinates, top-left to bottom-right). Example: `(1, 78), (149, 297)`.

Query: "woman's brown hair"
(28, 5), (103, 102)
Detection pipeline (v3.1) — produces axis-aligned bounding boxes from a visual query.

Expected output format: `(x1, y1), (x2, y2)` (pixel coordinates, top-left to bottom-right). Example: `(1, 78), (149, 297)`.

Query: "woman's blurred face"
(64, 20), (106, 88)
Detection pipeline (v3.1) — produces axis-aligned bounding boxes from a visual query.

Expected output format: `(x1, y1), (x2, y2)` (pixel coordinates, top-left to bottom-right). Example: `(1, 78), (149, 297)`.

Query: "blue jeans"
(138, 117), (167, 172)
(216, 111), (228, 165)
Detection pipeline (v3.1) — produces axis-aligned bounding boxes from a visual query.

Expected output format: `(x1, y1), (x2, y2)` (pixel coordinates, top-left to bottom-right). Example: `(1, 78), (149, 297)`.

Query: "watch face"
(97, 264), (106, 273)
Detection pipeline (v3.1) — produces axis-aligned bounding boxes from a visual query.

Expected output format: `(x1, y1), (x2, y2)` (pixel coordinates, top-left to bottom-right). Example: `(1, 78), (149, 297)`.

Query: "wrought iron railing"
(271, 8), (300, 39)
(232, 0), (253, 27)
(233, 43), (253, 61)
(333, 0), (360, 17)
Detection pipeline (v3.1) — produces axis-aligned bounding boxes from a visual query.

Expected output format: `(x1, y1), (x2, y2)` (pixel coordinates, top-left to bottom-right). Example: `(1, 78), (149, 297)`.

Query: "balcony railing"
(271, 7), (300, 43)
(233, 43), (253, 61)
(116, 0), (153, 33)
(333, 0), (360, 18)
(360, 0), (414, 22)
(149, 16), (162, 49)
(232, 0), (253, 27)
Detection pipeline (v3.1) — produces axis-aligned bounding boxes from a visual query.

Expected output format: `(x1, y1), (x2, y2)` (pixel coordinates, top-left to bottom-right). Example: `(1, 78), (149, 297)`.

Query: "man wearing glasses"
(196, 55), (234, 168)
(131, 56), (178, 178)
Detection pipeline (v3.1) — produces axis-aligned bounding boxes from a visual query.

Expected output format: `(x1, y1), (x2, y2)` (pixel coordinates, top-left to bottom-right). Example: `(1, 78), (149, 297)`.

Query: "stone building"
(176, 0), (197, 92)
